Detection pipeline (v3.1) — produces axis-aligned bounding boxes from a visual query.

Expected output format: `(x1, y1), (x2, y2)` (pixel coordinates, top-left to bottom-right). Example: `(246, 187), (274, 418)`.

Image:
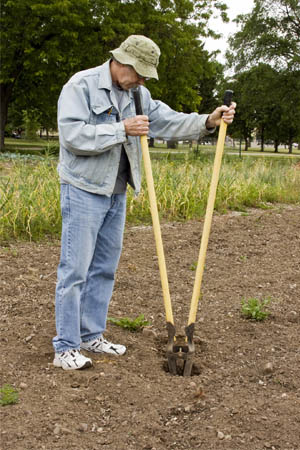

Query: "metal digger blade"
(166, 322), (195, 376)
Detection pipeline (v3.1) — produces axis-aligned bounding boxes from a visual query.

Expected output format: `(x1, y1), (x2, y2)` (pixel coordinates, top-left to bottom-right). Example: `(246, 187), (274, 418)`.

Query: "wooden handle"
(188, 119), (228, 325)
(133, 87), (174, 325)
(140, 135), (174, 324)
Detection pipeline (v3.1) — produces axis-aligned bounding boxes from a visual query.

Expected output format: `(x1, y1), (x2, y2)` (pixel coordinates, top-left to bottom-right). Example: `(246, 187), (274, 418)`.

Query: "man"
(53, 35), (236, 370)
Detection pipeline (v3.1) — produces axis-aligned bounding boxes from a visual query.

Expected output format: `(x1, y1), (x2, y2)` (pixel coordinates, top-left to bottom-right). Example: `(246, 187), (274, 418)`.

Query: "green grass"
(127, 156), (300, 223)
(0, 154), (299, 241)
(0, 384), (19, 406)
(3, 138), (59, 156)
(4, 137), (299, 156)
(5, 137), (58, 146)
(149, 141), (300, 156)
(5, 137), (52, 147)
(0, 157), (61, 241)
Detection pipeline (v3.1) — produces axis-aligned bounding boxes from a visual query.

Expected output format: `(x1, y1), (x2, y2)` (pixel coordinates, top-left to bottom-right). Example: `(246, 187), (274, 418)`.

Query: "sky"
(204, 0), (255, 64)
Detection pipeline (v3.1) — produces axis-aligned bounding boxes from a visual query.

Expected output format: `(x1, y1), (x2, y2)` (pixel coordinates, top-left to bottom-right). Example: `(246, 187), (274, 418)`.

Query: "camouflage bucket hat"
(110, 35), (160, 80)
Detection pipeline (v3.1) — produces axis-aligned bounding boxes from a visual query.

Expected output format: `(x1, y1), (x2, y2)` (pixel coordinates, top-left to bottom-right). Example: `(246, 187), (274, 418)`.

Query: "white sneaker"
(81, 336), (126, 356)
(53, 349), (92, 370)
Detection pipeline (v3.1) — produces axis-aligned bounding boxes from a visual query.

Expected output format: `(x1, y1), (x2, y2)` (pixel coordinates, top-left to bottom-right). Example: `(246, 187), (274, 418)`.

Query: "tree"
(267, 69), (300, 152)
(239, 64), (282, 152)
(226, 0), (300, 152)
(223, 66), (300, 152)
(1, 0), (229, 149)
(118, 0), (229, 146)
(0, 0), (100, 149)
(22, 109), (41, 140)
(220, 75), (256, 150)
(95, 0), (229, 112)
(227, 0), (300, 72)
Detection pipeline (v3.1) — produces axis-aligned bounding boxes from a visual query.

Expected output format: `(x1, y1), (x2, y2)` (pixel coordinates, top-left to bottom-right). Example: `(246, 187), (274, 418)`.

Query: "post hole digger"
(133, 88), (234, 376)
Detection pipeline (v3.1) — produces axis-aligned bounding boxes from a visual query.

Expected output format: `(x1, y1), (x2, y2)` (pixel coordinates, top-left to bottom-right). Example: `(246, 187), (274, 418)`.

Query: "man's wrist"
(205, 114), (214, 130)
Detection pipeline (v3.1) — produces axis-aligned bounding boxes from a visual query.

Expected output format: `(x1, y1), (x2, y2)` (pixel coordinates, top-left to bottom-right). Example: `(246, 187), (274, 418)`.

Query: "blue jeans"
(52, 184), (127, 353)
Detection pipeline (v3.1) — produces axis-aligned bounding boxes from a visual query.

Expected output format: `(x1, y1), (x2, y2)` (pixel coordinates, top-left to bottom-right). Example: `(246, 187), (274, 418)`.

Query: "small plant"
(190, 261), (197, 271)
(0, 384), (19, 406)
(241, 297), (272, 321)
(108, 314), (150, 332)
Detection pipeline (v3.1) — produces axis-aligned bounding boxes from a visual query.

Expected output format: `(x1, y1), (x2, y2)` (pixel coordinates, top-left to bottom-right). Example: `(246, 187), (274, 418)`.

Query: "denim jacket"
(57, 60), (214, 196)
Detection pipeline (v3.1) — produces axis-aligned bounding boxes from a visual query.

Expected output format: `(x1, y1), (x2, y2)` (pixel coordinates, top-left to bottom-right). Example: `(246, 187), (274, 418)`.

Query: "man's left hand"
(206, 102), (236, 129)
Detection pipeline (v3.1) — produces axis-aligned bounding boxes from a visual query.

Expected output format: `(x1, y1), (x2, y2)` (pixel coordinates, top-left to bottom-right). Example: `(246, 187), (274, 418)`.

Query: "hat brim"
(110, 48), (159, 80)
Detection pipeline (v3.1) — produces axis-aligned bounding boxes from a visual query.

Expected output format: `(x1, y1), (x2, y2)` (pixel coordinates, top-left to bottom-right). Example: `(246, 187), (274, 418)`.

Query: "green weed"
(190, 261), (198, 271)
(108, 314), (150, 332)
(241, 297), (272, 321)
(0, 384), (19, 406)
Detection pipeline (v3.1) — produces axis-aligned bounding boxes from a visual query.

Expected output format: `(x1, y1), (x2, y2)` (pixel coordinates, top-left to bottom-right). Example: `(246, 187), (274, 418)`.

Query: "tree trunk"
(167, 140), (178, 149)
(0, 83), (13, 151)
(260, 127), (265, 152)
(244, 135), (249, 151)
(149, 137), (155, 147)
(288, 135), (293, 154)
(274, 140), (279, 153)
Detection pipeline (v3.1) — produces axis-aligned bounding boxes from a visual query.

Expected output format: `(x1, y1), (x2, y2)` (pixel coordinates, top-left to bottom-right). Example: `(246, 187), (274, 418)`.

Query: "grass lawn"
(3, 137), (300, 156)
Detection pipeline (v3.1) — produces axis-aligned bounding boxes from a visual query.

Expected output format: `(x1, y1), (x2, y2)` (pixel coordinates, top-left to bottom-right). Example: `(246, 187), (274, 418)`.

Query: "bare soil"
(1, 205), (300, 450)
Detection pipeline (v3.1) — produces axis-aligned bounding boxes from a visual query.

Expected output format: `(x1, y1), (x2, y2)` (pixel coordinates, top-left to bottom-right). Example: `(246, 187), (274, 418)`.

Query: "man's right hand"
(123, 115), (149, 136)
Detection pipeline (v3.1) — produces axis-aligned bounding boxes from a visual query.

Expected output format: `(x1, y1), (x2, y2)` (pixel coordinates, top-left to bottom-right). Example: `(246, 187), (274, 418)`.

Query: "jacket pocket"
(91, 105), (118, 124)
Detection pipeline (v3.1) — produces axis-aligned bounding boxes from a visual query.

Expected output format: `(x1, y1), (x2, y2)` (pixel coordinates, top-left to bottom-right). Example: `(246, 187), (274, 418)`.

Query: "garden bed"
(1, 205), (299, 449)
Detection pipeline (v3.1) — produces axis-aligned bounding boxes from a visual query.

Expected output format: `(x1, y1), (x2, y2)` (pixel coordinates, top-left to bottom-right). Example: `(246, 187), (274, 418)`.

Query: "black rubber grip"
(132, 87), (144, 115)
(223, 90), (234, 107)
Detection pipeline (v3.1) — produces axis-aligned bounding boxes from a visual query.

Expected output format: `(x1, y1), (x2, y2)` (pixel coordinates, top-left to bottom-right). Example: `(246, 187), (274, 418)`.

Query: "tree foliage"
(224, 0), (300, 151)
(1, 0), (228, 149)
(224, 65), (300, 151)
(0, 0), (97, 148)
(227, 0), (300, 72)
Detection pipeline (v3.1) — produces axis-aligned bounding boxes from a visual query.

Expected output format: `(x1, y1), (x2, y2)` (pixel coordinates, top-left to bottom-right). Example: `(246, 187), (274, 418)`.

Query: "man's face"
(115, 64), (148, 90)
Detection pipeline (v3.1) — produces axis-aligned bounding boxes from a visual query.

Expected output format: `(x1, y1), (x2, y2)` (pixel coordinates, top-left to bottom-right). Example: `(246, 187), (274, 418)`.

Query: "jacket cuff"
(204, 114), (216, 134)
(116, 121), (126, 142)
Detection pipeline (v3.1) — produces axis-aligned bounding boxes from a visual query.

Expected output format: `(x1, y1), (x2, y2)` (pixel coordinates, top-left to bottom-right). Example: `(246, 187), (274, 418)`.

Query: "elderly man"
(53, 35), (236, 370)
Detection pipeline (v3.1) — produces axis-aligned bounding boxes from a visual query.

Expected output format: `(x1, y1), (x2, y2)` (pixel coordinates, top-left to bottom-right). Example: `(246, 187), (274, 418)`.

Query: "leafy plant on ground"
(190, 261), (198, 271)
(241, 297), (272, 321)
(0, 384), (19, 406)
(108, 314), (150, 332)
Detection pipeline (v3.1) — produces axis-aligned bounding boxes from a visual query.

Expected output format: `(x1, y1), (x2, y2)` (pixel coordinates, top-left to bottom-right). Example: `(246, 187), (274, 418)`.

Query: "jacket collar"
(97, 59), (135, 98)
(98, 59), (135, 109)
(97, 60), (113, 91)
